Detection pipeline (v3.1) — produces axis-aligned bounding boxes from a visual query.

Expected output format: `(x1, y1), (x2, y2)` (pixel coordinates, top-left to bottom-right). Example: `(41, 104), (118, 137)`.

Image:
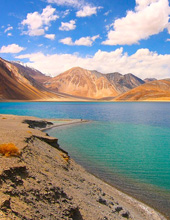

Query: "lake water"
(0, 102), (170, 218)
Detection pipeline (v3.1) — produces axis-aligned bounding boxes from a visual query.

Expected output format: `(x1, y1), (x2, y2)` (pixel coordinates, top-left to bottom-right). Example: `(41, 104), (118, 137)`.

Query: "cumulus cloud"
(45, 34), (55, 40)
(47, 0), (102, 17)
(16, 48), (170, 79)
(59, 20), (76, 31)
(76, 6), (101, 17)
(0, 44), (25, 53)
(59, 35), (100, 46)
(167, 23), (170, 34)
(103, 0), (170, 45)
(21, 5), (58, 36)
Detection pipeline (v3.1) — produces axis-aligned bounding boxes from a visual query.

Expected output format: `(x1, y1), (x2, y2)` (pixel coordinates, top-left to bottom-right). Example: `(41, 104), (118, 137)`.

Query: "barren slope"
(0, 115), (166, 220)
(12, 62), (51, 84)
(44, 67), (119, 99)
(105, 72), (145, 93)
(115, 79), (170, 101)
(0, 58), (86, 101)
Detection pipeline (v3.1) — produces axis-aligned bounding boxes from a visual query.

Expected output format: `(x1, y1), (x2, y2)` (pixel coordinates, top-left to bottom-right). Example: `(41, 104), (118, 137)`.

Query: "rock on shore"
(0, 115), (166, 220)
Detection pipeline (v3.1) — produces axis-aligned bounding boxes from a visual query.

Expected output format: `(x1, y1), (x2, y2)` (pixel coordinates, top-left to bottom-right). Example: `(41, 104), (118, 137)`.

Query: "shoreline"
(1, 100), (170, 103)
(45, 119), (169, 220)
(0, 114), (167, 220)
(41, 118), (90, 132)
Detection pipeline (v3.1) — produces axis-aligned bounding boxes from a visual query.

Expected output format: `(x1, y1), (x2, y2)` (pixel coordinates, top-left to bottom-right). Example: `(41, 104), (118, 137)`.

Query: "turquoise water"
(1, 102), (170, 217)
(49, 122), (170, 191)
(48, 121), (170, 218)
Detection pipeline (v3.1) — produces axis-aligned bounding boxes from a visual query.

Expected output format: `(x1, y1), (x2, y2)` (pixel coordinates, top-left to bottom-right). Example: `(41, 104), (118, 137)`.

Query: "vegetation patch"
(0, 143), (20, 157)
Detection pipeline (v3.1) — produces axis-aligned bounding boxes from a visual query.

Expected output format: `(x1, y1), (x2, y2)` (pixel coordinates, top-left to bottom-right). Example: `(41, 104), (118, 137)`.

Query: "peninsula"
(0, 114), (166, 220)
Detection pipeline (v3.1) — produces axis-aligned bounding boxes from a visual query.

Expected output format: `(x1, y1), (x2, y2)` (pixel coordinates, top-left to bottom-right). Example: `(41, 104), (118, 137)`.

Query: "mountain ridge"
(1, 56), (170, 101)
(0, 58), (87, 101)
(44, 66), (144, 99)
(115, 79), (170, 101)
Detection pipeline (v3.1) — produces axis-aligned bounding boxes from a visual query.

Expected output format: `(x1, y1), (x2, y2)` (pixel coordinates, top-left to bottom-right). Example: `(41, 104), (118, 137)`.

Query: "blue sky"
(0, 0), (170, 79)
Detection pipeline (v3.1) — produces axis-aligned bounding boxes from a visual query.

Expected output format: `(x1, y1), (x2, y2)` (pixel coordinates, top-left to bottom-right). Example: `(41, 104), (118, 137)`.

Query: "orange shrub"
(0, 143), (20, 157)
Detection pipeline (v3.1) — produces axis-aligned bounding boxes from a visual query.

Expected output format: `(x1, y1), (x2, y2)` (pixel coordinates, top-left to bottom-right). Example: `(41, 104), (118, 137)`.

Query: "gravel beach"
(0, 114), (167, 220)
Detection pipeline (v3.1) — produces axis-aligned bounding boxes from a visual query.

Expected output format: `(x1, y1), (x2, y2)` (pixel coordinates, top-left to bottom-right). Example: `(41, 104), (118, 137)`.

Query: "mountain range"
(0, 57), (170, 101)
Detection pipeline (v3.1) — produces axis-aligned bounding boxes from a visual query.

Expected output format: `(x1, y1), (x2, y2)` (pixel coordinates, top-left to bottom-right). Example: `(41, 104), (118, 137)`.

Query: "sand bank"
(0, 114), (167, 220)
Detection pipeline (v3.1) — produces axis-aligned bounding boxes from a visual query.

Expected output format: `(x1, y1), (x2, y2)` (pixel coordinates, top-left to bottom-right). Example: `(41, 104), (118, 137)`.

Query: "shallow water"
(1, 102), (170, 218)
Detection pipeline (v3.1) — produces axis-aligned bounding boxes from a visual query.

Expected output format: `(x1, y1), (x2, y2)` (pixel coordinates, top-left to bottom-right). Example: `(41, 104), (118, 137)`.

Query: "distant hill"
(115, 80), (170, 101)
(1, 56), (169, 101)
(12, 62), (51, 85)
(144, 78), (157, 83)
(44, 67), (119, 99)
(105, 72), (145, 93)
(44, 67), (145, 99)
(0, 58), (83, 101)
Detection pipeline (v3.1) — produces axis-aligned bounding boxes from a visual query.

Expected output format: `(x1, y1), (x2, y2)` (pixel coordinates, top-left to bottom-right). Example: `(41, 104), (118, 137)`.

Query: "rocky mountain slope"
(0, 58), (57, 100)
(44, 67), (119, 99)
(0, 58), (87, 101)
(44, 67), (145, 99)
(105, 72), (145, 93)
(1, 56), (169, 101)
(12, 61), (51, 85)
(115, 79), (170, 101)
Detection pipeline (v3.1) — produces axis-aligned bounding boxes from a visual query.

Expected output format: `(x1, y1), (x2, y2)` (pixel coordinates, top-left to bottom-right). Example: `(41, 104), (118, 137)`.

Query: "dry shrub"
(0, 143), (20, 157)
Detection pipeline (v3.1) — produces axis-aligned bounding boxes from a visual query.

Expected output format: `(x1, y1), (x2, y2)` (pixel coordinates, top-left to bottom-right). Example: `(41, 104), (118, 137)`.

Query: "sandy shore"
(0, 114), (167, 220)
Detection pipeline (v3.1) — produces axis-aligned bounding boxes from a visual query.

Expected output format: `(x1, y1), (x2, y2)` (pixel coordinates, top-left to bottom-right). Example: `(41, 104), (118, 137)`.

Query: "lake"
(1, 102), (170, 218)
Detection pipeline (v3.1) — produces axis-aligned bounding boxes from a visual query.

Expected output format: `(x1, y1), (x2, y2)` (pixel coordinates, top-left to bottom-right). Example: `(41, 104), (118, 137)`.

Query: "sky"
(0, 0), (170, 79)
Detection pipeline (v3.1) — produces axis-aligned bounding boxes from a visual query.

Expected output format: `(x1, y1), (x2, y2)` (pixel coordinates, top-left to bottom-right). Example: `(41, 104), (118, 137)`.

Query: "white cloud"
(0, 44), (25, 53)
(16, 48), (170, 79)
(104, 10), (111, 16)
(21, 5), (58, 36)
(7, 33), (12, 36)
(28, 29), (45, 36)
(103, 0), (170, 45)
(59, 37), (74, 45)
(62, 9), (70, 17)
(4, 26), (13, 33)
(167, 23), (170, 34)
(60, 35), (100, 46)
(135, 0), (159, 10)
(76, 6), (101, 17)
(59, 20), (76, 31)
(47, 0), (102, 17)
(45, 34), (55, 40)
(166, 39), (170, 41)
(47, 0), (82, 7)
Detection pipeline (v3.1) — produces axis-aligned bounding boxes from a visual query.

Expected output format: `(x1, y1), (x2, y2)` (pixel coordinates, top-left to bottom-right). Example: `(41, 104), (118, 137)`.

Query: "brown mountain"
(44, 67), (119, 99)
(12, 61), (51, 84)
(2, 57), (168, 101)
(44, 67), (145, 99)
(105, 72), (145, 93)
(0, 58), (83, 101)
(115, 79), (170, 101)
